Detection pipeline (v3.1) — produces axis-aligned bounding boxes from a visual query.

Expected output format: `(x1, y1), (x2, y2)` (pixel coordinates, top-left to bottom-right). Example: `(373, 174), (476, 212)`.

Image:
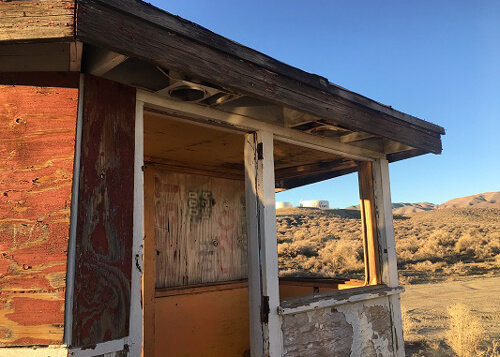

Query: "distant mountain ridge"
(438, 192), (500, 210)
(345, 192), (499, 215)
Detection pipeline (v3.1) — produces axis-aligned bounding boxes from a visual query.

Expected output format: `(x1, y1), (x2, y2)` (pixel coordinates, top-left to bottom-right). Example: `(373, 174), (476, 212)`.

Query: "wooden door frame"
(135, 91), (404, 357)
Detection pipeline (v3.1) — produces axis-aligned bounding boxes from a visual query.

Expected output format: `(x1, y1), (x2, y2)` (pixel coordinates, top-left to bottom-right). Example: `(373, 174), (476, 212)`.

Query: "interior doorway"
(142, 111), (251, 356)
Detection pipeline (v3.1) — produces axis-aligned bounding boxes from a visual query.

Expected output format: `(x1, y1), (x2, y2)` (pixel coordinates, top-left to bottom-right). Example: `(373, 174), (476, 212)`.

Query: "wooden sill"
(279, 285), (404, 315)
(155, 280), (248, 298)
(154, 277), (372, 298)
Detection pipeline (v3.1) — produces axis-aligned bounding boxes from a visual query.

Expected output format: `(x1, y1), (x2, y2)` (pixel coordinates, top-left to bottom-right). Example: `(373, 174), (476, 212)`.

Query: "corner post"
(130, 99), (144, 356)
(64, 74), (85, 346)
(372, 158), (405, 357)
(245, 131), (283, 357)
(358, 161), (382, 286)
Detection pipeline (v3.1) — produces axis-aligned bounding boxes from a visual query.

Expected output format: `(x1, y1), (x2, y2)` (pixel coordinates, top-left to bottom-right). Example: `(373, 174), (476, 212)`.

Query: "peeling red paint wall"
(72, 75), (135, 347)
(0, 80), (78, 346)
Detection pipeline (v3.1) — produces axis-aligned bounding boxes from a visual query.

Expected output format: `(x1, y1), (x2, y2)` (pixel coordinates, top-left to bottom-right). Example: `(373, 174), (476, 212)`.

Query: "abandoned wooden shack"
(0, 1), (445, 356)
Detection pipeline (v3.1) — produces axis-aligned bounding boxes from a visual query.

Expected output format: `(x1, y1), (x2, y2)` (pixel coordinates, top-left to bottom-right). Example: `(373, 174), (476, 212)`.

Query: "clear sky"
(150, 0), (500, 208)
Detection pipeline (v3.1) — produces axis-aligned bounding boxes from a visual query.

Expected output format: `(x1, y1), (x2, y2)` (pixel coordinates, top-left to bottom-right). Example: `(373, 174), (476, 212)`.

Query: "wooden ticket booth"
(0, 1), (445, 356)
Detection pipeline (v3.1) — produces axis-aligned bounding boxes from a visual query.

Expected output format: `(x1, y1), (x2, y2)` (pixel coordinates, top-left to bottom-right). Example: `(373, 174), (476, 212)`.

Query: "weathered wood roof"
(0, 0), (445, 158)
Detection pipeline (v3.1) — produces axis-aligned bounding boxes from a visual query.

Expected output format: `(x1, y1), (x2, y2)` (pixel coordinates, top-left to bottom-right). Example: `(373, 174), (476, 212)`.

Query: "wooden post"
(142, 165), (156, 357)
(130, 100), (144, 357)
(244, 131), (283, 357)
(372, 158), (405, 357)
(358, 161), (382, 286)
(64, 74), (84, 346)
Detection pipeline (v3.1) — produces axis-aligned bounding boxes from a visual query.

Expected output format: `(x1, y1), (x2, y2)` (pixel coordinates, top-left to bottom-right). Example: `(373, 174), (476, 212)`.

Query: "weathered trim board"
(72, 75), (135, 347)
(0, 80), (78, 346)
(0, 1), (75, 43)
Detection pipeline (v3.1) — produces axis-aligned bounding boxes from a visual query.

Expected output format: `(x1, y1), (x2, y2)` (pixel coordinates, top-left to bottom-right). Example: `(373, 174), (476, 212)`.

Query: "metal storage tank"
(276, 201), (293, 209)
(299, 200), (329, 210)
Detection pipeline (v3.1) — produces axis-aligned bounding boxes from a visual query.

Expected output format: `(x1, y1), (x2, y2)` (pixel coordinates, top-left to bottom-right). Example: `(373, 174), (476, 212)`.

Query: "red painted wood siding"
(0, 82), (78, 346)
(72, 75), (135, 347)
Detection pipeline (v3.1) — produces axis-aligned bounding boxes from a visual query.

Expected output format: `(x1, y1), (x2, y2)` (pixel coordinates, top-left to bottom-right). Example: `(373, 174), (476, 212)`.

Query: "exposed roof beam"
(275, 159), (353, 181)
(276, 166), (358, 190)
(86, 48), (128, 76)
(69, 41), (83, 72)
(339, 132), (374, 143)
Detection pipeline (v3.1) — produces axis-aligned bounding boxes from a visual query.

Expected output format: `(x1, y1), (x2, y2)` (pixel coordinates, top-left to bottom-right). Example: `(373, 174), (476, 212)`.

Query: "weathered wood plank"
(72, 75), (135, 347)
(358, 161), (382, 286)
(81, 0), (445, 136)
(152, 169), (248, 288)
(244, 132), (265, 357)
(372, 159), (405, 356)
(0, 0), (75, 43)
(280, 285), (403, 312)
(244, 131), (282, 357)
(129, 99), (144, 357)
(77, 0), (444, 153)
(0, 82), (78, 346)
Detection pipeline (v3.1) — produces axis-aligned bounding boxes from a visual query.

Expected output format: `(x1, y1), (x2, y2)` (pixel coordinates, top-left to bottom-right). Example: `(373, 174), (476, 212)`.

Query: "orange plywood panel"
(154, 287), (250, 357)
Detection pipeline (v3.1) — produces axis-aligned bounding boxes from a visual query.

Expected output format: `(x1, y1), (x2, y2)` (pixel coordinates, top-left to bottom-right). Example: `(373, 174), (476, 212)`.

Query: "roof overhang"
(0, 0), (445, 185)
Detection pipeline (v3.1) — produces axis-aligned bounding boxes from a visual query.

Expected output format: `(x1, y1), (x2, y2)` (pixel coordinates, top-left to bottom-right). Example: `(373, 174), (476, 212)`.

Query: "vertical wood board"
(72, 75), (135, 347)
(152, 169), (248, 288)
(0, 83), (78, 345)
(244, 131), (282, 357)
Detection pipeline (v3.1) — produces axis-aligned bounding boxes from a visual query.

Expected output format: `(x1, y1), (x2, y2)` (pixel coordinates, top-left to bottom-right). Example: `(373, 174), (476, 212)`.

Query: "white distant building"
(275, 201), (293, 209)
(299, 200), (329, 210)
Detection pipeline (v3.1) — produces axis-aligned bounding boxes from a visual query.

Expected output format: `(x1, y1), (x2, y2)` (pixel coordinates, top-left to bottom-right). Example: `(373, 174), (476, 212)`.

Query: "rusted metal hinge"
(261, 295), (270, 323)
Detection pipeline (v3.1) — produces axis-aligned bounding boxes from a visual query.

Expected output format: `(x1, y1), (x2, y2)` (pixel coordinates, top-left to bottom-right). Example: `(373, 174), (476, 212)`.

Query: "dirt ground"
(402, 276), (500, 356)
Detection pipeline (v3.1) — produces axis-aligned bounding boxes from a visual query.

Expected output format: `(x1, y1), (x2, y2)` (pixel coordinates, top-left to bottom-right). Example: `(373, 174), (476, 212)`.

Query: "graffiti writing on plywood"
(187, 190), (213, 220)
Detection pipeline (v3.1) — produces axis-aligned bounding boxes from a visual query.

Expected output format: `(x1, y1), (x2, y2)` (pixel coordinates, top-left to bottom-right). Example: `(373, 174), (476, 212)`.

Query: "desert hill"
(344, 192), (499, 215)
(439, 191), (500, 209)
(345, 201), (437, 215)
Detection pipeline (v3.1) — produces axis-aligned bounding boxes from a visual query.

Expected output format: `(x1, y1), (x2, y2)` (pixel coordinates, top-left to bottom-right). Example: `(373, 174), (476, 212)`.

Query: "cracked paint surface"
(282, 296), (394, 357)
(0, 83), (78, 346)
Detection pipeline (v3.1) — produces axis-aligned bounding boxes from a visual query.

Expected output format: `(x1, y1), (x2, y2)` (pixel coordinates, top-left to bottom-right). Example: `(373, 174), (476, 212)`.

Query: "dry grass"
(276, 207), (500, 357)
(446, 304), (485, 357)
(276, 207), (500, 283)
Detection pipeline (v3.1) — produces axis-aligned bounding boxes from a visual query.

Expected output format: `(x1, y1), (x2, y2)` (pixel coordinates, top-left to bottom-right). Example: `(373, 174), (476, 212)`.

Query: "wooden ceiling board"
(144, 112), (244, 168)
(145, 112), (358, 186)
(273, 139), (342, 170)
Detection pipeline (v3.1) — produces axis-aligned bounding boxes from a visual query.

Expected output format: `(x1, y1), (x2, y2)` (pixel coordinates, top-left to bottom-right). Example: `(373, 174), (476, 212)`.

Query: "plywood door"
(152, 168), (248, 288)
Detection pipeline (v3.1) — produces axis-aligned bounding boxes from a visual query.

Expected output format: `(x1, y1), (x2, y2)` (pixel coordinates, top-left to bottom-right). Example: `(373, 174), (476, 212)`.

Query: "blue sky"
(151, 0), (500, 207)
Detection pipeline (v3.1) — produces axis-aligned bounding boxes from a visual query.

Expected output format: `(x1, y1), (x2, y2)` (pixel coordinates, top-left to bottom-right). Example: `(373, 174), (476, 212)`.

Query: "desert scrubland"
(276, 192), (500, 356)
